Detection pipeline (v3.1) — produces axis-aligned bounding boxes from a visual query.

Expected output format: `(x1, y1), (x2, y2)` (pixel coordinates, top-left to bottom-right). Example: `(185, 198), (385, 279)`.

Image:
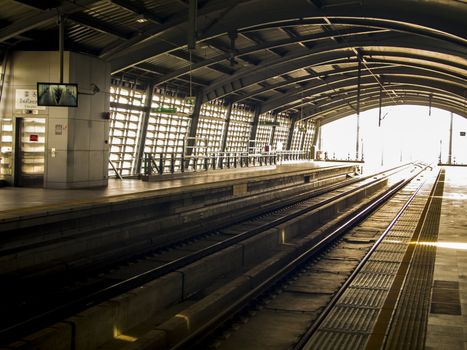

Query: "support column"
(185, 89), (203, 157)
(318, 124), (322, 150)
(135, 83), (154, 174)
(188, 0), (197, 50)
(220, 101), (233, 153)
(355, 55), (362, 160)
(299, 125), (306, 151)
(249, 104), (261, 152)
(286, 115), (296, 150)
(311, 120), (321, 159)
(270, 112), (278, 147)
(448, 112), (453, 164)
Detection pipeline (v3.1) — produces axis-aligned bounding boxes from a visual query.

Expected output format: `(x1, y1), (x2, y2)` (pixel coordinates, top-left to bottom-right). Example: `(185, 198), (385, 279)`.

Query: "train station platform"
(0, 161), (359, 278)
(0, 161), (357, 219)
(425, 166), (467, 350)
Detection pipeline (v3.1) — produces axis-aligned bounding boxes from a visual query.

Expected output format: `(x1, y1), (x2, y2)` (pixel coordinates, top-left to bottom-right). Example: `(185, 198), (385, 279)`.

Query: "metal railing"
(143, 150), (309, 176)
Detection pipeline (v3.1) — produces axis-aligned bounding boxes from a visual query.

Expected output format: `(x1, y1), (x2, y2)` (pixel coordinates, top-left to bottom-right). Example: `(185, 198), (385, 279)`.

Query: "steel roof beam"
(135, 62), (210, 87)
(240, 32), (284, 57)
(265, 74), (465, 115)
(168, 50), (235, 75)
(106, 1), (466, 73)
(308, 97), (464, 125)
(231, 62), (397, 103)
(295, 84), (465, 118)
(262, 66), (466, 112)
(280, 27), (314, 49)
(68, 13), (131, 40)
(314, 96), (466, 125)
(204, 35), (466, 102)
(203, 37), (261, 66)
(115, 26), (384, 77)
(286, 85), (464, 116)
(0, 0), (98, 42)
(110, 0), (163, 24)
(101, 0), (254, 60)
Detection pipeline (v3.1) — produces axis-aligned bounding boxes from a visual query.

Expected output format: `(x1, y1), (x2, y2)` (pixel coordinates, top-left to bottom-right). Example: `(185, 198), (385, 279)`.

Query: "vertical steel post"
(136, 83), (154, 174)
(59, 15), (65, 83)
(448, 112), (453, 164)
(185, 89), (203, 159)
(188, 0), (197, 50)
(311, 120), (321, 160)
(0, 49), (9, 104)
(378, 84), (383, 127)
(355, 55), (362, 160)
(249, 105), (261, 153)
(270, 112), (278, 148)
(286, 114), (296, 151)
(439, 139), (442, 164)
(220, 101), (232, 153)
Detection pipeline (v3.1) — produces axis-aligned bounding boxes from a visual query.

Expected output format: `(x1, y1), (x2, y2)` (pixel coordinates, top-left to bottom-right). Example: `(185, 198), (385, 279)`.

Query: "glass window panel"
(109, 83), (146, 176)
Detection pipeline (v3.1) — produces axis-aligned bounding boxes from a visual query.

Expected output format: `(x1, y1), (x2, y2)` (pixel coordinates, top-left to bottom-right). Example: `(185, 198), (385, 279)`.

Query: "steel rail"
(0, 163), (411, 345)
(292, 167), (439, 350)
(172, 164), (430, 350)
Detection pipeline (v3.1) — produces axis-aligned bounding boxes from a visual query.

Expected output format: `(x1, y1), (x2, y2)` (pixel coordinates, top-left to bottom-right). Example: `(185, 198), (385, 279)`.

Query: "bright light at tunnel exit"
(320, 105), (467, 168)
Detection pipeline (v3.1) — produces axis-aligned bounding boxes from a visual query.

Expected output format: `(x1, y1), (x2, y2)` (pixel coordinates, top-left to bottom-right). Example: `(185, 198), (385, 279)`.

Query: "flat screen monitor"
(37, 83), (78, 107)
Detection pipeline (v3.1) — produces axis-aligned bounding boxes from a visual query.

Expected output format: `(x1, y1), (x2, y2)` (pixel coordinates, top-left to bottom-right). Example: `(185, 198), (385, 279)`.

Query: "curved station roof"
(1, 0), (465, 124)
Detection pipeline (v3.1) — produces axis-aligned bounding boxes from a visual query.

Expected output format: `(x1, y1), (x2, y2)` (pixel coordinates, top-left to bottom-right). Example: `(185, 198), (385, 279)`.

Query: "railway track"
(176, 165), (439, 350)
(1, 163), (421, 348)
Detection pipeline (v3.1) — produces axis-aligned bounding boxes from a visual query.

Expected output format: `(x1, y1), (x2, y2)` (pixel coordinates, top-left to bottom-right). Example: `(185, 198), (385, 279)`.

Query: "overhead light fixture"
(136, 16), (147, 23)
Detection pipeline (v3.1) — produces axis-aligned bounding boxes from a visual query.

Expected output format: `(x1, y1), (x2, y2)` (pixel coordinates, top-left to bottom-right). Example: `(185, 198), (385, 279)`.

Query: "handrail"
(142, 150), (310, 176)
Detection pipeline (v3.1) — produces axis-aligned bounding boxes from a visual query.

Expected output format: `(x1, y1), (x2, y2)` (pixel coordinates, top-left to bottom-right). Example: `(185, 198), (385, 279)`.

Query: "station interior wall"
(0, 51), (110, 188)
(0, 53), (317, 182)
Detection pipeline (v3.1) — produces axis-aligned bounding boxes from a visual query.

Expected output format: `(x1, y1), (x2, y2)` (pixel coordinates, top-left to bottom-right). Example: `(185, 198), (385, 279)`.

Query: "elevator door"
(14, 117), (45, 187)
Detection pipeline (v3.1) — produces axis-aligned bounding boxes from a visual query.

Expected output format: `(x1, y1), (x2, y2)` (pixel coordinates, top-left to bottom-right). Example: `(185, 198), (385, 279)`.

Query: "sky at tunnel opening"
(320, 105), (467, 170)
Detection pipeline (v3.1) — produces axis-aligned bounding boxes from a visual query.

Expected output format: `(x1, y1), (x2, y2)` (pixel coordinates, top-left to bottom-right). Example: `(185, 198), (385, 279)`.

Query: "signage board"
(185, 96), (196, 106)
(55, 124), (63, 135)
(29, 134), (39, 142)
(15, 89), (46, 110)
(259, 121), (280, 126)
(152, 107), (178, 114)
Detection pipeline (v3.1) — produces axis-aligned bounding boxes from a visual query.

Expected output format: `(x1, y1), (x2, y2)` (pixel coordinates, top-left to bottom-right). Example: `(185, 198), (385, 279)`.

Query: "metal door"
(14, 117), (45, 187)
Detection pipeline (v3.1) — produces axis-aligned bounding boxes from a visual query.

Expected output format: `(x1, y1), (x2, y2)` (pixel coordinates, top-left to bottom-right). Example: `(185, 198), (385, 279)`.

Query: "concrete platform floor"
(0, 161), (344, 214)
(426, 166), (467, 350)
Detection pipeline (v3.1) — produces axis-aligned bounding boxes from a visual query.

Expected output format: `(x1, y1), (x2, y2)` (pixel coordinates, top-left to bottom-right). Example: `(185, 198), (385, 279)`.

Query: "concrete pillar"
(0, 51), (110, 188)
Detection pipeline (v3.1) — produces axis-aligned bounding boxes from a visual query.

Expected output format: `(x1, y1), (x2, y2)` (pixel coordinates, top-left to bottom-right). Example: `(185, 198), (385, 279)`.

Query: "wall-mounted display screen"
(37, 83), (78, 107)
